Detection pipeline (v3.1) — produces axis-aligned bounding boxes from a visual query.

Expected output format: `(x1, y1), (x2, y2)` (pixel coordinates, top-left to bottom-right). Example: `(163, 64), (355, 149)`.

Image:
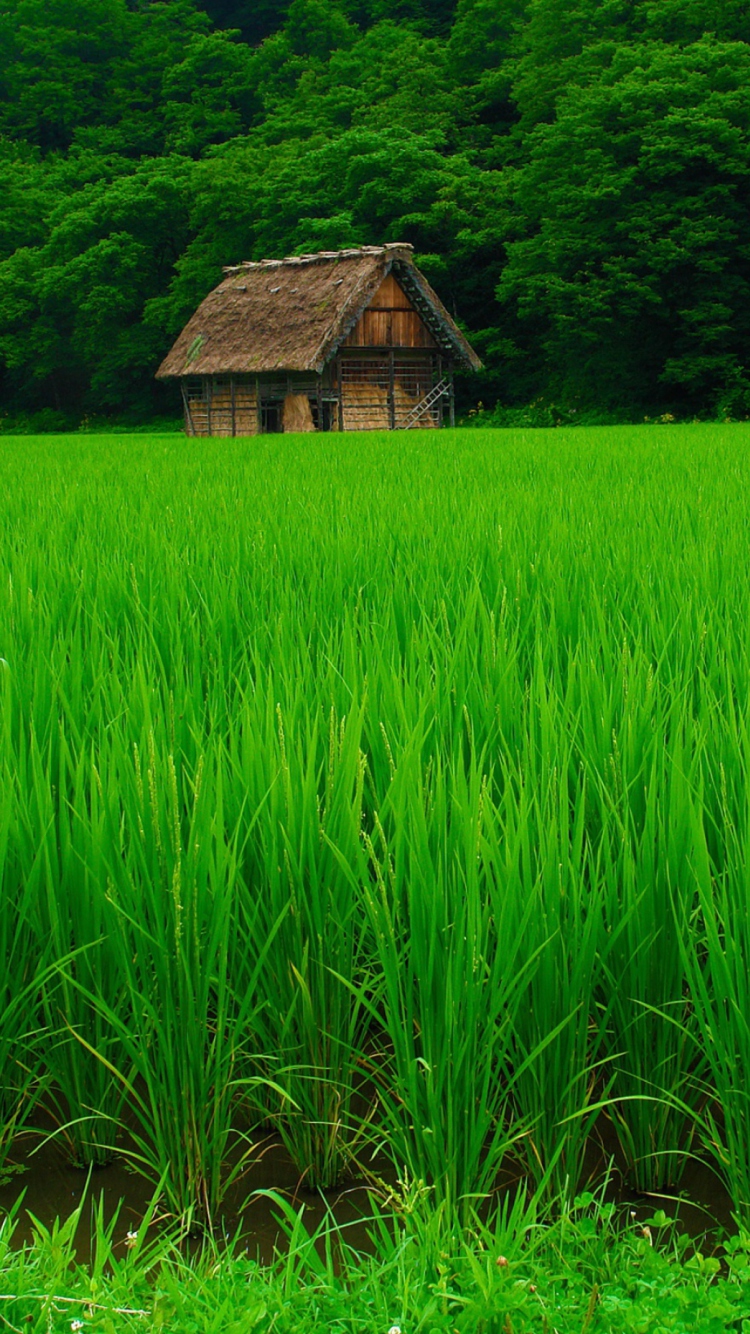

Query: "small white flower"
(124, 1230), (138, 1249)
(388, 1327), (402, 1334)
(71, 1322), (84, 1331)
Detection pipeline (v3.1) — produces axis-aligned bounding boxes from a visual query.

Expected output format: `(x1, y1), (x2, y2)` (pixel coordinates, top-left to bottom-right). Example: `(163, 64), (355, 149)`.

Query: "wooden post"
(256, 376), (262, 434)
(388, 349), (395, 430)
(206, 377), (213, 436)
(449, 368), (455, 428)
(437, 355), (443, 428)
(336, 356), (344, 431)
(230, 376), (236, 437)
(180, 381), (194, 436)
(316, 375), (323, 433)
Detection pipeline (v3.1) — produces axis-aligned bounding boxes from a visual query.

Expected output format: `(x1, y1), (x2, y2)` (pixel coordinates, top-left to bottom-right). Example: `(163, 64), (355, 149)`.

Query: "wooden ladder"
(402, 378), (449, 429)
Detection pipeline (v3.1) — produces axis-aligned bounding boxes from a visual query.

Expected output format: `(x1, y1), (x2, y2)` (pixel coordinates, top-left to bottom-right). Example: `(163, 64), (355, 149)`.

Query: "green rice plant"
(0, 663), (51, 1177)
(495, 745), (612, 1205)
(67, 736), (276, 1231)
(354, 730), (543, 1226)
(599, 720), (705, 1194)
(0, 788), (48, 1179)
(19, 729), (128, 1167)
(678, 757), (750, 1227)
(230, 700), (372, 1189)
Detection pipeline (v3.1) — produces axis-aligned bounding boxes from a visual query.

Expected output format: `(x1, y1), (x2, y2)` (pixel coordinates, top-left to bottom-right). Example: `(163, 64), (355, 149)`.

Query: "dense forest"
(1, 0), (749, 426)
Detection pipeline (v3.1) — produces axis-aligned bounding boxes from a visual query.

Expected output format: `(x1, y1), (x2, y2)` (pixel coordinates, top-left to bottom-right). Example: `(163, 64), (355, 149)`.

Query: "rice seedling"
(0, 666), (50, 1177)
(0, 802), (48, 1178)
(63, 736), (277, 1232)
(230, 702), (372, 1189)
(495, 748), (612, 1204)
(17, 729), (129, 1167)
(678, 746), (750, 1227)
(353, 731), (545, 1225)
(598, 718), (706, 1194)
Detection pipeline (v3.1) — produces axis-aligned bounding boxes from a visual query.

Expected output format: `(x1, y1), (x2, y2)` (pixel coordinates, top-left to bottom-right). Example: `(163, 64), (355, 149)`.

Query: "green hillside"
(1, 0), (749, 426)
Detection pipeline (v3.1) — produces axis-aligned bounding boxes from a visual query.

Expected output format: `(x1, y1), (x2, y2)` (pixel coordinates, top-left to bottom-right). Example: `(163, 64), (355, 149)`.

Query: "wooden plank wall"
(343, 275), (437, 350)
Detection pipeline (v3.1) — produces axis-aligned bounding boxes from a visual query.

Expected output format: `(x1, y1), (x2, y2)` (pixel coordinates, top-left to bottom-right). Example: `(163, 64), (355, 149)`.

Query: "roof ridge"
(223, 242), (413, 275)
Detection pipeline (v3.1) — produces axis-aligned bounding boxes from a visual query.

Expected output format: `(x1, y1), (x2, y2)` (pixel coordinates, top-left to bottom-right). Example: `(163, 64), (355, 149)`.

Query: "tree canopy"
(1, 0), (748, 424)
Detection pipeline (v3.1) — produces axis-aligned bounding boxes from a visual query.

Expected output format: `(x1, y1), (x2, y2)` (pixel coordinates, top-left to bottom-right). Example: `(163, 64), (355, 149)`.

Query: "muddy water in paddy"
(0, 1115), (736, 1259)
(0, 1120), (384, 1261)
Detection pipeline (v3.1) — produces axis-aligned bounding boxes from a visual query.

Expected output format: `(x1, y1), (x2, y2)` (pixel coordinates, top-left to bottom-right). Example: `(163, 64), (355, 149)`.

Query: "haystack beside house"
(156, 243), (481, 435)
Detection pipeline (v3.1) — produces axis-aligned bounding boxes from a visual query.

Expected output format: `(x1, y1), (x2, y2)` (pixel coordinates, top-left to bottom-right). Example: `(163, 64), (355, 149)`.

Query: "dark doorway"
(321, 400), (339, 431)
(261, 400), (284, 433)
(308, 398), (340, 431)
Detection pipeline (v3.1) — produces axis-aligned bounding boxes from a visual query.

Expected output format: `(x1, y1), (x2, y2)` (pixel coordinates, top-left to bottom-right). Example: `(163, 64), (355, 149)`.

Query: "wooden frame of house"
(155, 243), (481, 435)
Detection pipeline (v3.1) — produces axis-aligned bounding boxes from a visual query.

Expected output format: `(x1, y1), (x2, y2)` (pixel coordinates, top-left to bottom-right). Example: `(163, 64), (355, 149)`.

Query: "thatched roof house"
(156, 243), (481, 435)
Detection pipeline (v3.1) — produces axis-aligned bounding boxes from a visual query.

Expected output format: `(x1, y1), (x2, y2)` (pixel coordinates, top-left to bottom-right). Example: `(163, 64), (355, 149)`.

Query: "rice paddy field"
(2, 423), (750, 1241)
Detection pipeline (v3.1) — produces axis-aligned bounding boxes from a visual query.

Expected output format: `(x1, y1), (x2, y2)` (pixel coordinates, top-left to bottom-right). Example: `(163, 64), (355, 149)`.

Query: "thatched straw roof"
(156, 243), (481, 379)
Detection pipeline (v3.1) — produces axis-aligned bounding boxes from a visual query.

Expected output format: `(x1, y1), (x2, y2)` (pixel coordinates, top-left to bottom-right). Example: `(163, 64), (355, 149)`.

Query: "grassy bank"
(1, 425), (750, 1234)
(3, 1182), (750, 1333)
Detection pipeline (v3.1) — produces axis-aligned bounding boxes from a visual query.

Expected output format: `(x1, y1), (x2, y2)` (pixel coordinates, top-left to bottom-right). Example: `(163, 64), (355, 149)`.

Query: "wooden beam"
(449, 369), (455, 428)
(333, 344), (433, 353)
(336, 355), (344, 431)
(180, 381), (195, 436)
(388, 349), (395, 430)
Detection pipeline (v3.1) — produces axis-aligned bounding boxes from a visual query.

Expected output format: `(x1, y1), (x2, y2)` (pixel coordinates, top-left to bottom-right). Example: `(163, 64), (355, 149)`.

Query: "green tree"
(499, 37), (750, 414)
(0, 157), (193, 417)
(447, 0), (524, 155)
(636, 0), (750, 43)
(0, 0), (131, 151)
(161, 30), (260, 155)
